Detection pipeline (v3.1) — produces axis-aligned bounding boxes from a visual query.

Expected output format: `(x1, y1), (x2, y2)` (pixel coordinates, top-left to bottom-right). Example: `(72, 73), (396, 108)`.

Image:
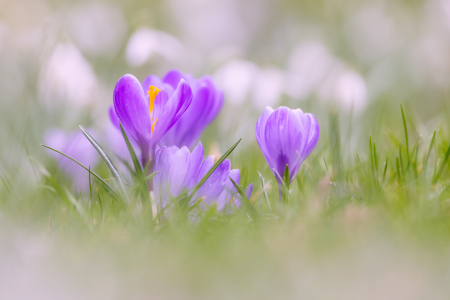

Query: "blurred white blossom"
(67, 2), (127, 57)
(251, 68), (284, 109)
(168, 0), (269, 52)
(214, 60), (258, 105)
(38, 43), (99, 107)
(287, 41), (368, 112)
(345, 4), (403, 63)
(285, 41), (336, 99)
(125, 27), (184, 67)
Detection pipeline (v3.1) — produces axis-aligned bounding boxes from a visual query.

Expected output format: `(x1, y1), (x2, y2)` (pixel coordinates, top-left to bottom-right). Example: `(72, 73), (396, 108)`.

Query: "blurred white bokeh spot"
(414, 35), (450, 87)
(68, 2), (127, 57)
(286, 41), (368, 112)
(319, 68), (368, 113)
(38, 43), (99, 107)
(168, 0), (268, 53)
(214, 59), (258, 105)
(125, 27), (184, 67)
(251, 68), (284, 109)
(215, 60), (284, 108)
(333, 70), (368, 113)
(286, 41), (336, 99)
(438, 0), (450, 32)
(345, 4), (403, 62)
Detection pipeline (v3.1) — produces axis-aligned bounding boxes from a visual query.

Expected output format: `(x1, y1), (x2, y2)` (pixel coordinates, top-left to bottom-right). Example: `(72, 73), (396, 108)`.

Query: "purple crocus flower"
(153, 142), (203, 208)
(44, 128), (99, 192)
(255, 106), (319, 187)
(153, 142), (252, 211)
(113, 73), (193, 169)
(159, 70), (224, 149)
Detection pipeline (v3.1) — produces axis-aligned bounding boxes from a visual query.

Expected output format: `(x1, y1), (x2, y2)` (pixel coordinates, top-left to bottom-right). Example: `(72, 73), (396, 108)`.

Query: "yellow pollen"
(148, 86), (161, 134)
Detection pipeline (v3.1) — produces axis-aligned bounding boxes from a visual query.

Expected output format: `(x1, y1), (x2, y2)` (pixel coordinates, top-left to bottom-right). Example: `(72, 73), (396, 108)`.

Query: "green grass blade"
(423, 130), (436, 177)
(118, 121), (152, 211)
(145, 171), (159, 182)
(323, 157), (329, 174)
(41, 144), (120, 198)
(399, 142), (404, 173)
(79, 126), (129, 204)
(229, 176), (257, 219)
(401, 104), (410, 164)
(395, 157), (402, 184)
(188, 138), (242, 202)
(373, 143), (379, 171)
(119, 122), (143, 176)
(281, 164), (290, 204)
(283, 164), (290, 188)
(382, 156), (389, 183)
(370, 135), (374, 176)
(257, 171), (271, 212)
(433, 144), (450, 184)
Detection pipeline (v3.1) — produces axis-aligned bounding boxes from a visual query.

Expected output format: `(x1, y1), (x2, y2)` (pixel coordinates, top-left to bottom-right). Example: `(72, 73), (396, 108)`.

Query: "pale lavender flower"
(153, 142), (252, 211)
(255, 106), (319, 188)
(44, 128), (99, 192)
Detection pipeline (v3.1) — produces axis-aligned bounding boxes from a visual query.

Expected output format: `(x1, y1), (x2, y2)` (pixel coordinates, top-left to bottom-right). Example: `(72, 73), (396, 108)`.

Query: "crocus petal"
(150, 80), (193, 145)
(300, 113), (320, 160)
(264, 107), (305, 181)
(159, 73), (223, 149)
(245, 183), (253, 200)
(113, 74), (152, 162)
(168, 146), (191, 197)
(186, 142), (204, 190)
(170, 79), (193, 125)
(109, 106), (120, 130)
(196, 158), (231, 201)
(142, 75), (174, 97)
(162, 69), (184, 89)
(153, 146), (177, 207)
(255, 106), (275, 168)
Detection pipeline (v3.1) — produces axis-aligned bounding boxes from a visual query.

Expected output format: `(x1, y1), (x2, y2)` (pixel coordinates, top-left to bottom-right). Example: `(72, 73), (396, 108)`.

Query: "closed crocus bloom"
(153, 142), (203, 208)
(158, 70), (224, 149)
(255, 106), (319, 187)
(44, 128), (99, 192)
(113, 74), (193, 168)
(154, 141), (252, 211)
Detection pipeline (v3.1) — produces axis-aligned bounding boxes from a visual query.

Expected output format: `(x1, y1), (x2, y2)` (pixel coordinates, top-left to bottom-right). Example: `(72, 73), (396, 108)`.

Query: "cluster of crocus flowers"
(153, 142), (252, 211)
(43, 68), (320, 213)
(255, 106), (319, 193)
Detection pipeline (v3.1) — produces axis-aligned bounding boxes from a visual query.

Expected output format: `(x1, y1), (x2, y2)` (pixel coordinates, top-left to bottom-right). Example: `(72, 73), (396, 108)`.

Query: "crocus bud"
(255, 106), (319, 188)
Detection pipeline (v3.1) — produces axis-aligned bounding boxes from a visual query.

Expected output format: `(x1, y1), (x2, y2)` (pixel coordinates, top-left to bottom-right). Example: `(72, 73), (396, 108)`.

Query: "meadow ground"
(2, 100), (450, 299)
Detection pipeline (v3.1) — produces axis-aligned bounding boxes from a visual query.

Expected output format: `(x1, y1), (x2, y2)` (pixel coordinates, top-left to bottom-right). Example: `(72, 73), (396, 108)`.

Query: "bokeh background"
(1, 0), (450, 299)
(2, 0), (450, 159)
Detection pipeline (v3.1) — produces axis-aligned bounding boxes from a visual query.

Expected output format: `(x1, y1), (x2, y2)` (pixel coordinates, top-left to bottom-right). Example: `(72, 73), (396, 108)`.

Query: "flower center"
(148, 86), (161, 133)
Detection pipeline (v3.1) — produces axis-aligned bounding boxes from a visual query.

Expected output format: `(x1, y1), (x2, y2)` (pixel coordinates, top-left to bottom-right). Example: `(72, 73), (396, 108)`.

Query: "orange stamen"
(148, 86), (161, 134)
